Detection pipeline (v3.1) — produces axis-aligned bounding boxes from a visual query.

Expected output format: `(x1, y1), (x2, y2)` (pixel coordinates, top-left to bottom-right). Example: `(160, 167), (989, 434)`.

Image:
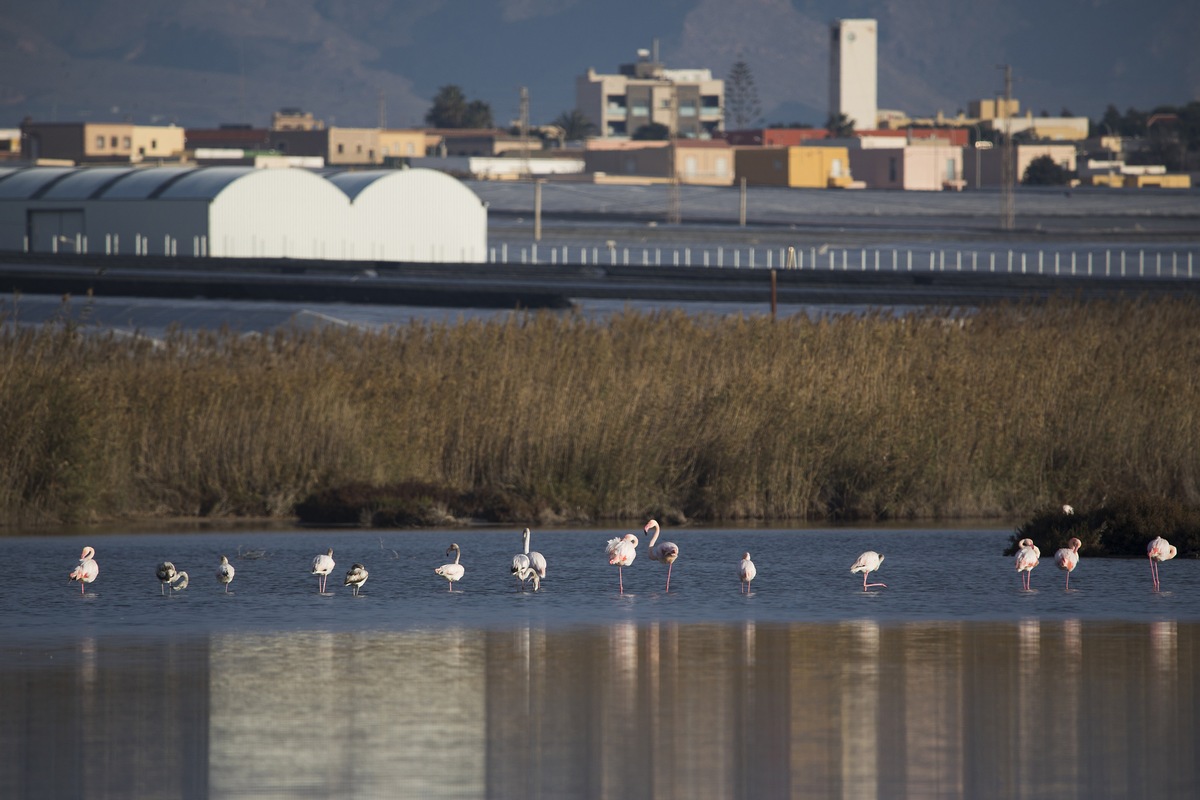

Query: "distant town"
(1, 18), (1195, 193)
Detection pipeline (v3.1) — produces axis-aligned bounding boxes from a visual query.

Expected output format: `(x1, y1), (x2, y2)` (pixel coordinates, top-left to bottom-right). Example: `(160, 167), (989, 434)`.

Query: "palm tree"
(552, 110), (596, 143)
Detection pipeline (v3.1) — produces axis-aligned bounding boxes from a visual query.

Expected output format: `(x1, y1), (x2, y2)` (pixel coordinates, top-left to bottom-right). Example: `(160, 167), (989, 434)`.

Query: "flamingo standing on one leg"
(851, 551), (886, 590)
(69, 547), (99, 595)
(217, 555), (236, 593)
(311, 548), (335, 593)
(739, 552), (756, 593)
(1147, 536), (1177, 592)
(605, 533), (638, 594)
(1015, 538), (1040, 591)
(435, 543), (465, 591)
(344, 563), (369, 596)
(156, 561), (177, 596)
(1054, 538), (1081, 589)
(644, 519), (679, 592)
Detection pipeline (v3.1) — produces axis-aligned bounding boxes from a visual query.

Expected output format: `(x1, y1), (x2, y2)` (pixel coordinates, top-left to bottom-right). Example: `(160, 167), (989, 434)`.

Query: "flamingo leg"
(619, 565), (624, 594)
(665, 562), (673, 592)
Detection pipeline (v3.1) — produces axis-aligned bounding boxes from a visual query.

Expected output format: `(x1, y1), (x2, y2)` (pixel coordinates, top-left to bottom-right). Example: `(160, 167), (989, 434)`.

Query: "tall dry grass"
(1, 296), (1198, 526)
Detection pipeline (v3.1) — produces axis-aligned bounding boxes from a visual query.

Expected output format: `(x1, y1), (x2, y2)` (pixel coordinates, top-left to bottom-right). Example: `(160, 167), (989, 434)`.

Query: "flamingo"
(435, 543), (465, 591)
(217, 555), (236, 593)
(156, 561), (178, 595)
(69, 547), (98, 594)
(311, 548), (335, 593)
(851, 551), (886, 590)
(1147, 536), (1177, 592)
(511, 528), (545, 592)
(171, 571), (189, 591)
(605, 533), (638, 594)
(1015, 538), (1040, 590)
(1054, 538), (1081, 589)
(644, 519), (679, 592)
(739, 552), (756, 593)
(344, 563), (369, 596)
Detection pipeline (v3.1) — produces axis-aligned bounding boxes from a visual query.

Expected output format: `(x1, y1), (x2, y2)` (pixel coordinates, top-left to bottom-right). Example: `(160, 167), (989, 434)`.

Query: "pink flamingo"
(643, 519), (679, 591)
(311, 548), (335, 593)
(605, 533), (638, 594)
(739, 552), (756, 593)
(1054, 538), (1081, 589)
(435, 543), (465, 591)
(1014, 538), (1040, 590)
(1147, 536), (1177, 592)
(850, 551), (886, 590)
(69, 547), (99, 594)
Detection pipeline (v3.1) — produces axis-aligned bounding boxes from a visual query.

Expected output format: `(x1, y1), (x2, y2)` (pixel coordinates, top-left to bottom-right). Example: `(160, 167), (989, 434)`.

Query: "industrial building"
(735, 146), (855, 189)
(0, 166), (487, 263)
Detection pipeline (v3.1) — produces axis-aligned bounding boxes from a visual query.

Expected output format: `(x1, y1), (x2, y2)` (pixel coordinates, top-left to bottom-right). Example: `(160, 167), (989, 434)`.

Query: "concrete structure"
(269, 128), (384, 167)
(0, 166), (487, 262)
(989, 114), (1089, 141)
(577, 48), (723, 139)
(19, 122), (186, 164)
(829, 19), (878, 131)
(849, 145), (964, 191)
(410, 155), (585, 180)
(725, 129), (829, 146)
(735, 146), (854, 189)
(584, 140), (733, 185)
(426, 130), (541, 157)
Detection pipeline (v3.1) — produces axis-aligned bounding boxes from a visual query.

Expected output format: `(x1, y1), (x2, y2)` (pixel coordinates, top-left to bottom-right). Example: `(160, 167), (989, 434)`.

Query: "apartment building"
(19, 121), (185, 164)
(577, 48), (723, 139)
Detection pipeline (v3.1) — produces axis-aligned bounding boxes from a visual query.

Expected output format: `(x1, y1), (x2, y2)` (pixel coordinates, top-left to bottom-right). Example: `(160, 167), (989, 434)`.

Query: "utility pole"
(667, 94), (681, 225)
(378, 88), (386, 130)
(998, 64), (1015, 230)
(519, 86), (531, 179)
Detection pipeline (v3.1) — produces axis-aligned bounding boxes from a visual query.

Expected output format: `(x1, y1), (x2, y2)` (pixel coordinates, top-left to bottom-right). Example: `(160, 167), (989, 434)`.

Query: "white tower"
(829, 18), (877, 131)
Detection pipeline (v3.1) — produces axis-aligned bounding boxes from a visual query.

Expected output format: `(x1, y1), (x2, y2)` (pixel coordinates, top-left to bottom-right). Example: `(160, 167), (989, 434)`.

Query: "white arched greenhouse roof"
(325, 168), (487, 263)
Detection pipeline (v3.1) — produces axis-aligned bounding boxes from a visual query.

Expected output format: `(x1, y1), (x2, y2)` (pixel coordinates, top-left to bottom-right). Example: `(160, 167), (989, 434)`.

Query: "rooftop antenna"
(998, 64), (1015, 231)
(519, 86), (531, 178)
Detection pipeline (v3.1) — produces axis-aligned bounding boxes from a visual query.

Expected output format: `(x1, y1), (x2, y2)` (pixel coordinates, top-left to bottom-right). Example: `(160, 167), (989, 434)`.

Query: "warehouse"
(0, 165), (487, 262)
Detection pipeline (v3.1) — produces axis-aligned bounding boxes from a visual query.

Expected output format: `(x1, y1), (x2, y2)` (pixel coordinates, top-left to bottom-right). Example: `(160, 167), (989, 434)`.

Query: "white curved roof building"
(0, 165), (487, 263)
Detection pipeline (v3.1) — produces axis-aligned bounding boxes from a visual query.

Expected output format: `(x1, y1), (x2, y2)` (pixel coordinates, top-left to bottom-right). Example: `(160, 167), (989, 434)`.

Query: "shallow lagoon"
(2, 527), (1197, 799)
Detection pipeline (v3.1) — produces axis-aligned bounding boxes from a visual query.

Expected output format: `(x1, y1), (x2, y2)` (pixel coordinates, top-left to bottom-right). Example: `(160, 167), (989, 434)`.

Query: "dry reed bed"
(2, 297), (1198, 526)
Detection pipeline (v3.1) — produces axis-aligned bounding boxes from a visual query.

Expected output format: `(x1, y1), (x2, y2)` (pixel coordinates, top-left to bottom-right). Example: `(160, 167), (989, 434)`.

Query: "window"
(337, 143), (344, 154)
(715, 157), (727, 176)
(831, 158), (843, 178)
(95, 136), (105, 149)
(151, 139), (157, 149)
(121, 136), (131, 148)
(685, 156), (697, 176)
(110, 136), (118, 147)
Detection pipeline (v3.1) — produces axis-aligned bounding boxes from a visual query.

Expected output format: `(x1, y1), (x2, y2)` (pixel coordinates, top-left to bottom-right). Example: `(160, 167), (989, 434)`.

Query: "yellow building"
(1124, 174), (1191, 189)
(378, 130), (427, 161)
(735, 146), (854, 188)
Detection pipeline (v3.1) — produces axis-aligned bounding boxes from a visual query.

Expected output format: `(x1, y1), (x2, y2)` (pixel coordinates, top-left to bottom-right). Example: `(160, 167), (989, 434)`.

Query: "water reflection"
(2, 621), (1197, 799)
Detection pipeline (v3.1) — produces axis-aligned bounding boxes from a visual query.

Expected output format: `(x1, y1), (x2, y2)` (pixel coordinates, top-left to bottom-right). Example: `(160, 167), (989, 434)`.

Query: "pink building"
(849, 145), (964, 191)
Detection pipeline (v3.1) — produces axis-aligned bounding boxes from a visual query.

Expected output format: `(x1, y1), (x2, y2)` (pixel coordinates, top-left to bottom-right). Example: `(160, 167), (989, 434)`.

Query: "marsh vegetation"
(2, 297), (1198, 530)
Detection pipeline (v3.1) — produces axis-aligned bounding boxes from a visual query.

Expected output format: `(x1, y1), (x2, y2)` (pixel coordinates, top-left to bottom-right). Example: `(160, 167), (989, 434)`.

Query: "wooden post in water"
(739, 177), (747, 227)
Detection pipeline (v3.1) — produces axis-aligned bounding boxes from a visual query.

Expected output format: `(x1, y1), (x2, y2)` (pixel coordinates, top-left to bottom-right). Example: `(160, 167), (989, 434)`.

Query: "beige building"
(963, 143), (1077, 187)
(577, 48), (723, 139)
(268, 127), (384, 166)
(584, 140), (733, 185)
(849, 145), (964, 191)
(378, 130), (427, 162)
(735, 146), (854, 189)
(19, 121), (185, 164)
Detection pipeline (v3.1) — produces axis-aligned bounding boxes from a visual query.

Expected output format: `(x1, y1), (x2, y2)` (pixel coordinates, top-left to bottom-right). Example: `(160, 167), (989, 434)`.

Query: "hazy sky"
(2, 0), (1196, 128)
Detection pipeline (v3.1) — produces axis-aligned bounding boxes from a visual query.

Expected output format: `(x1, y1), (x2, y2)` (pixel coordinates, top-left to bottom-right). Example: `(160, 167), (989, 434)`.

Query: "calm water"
(2, 527), (1198, 799)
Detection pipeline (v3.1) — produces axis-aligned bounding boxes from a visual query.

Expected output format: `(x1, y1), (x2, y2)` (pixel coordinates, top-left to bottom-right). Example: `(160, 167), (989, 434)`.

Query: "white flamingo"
(605, 533), (638, 594)
(1015, 538), (1040, 591)
(644, 519), (679, 592)
(851, 551), (886, 590)
(435, 543), (465, 591)
(1147, 536), (1177, 592)
(312, 548), (335, 593)
(344, 563), (369, 596)
(512, 528), (545, 592)
(69, 547), (98, 594)
(217, 555), (236, 593)
(156, 561), (178, 595)
(1054, 538), (1081, 589)
(739, 552), (756, 593)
